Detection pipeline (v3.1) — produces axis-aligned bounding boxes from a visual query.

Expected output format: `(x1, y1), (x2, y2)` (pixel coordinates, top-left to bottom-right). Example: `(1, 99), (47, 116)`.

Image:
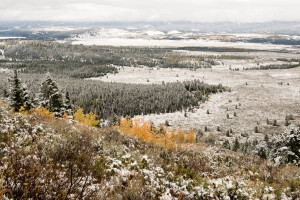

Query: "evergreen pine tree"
(37, 74), (53, 108)
(284, 119), (290, 126)
(226, 130), (230, 137)
(254, 141), (268, 159)
(49, 86), (64, 116)
(37, 74), (64, 116)
(8, 70), (24, 112)
(264, 134), (269, 142)
(21, 84), (33, 111)
(223, 139), (230, 149)
(64, 91), (72, 111)
(204, 125), (208, 132)
(232, 137), (240, 151)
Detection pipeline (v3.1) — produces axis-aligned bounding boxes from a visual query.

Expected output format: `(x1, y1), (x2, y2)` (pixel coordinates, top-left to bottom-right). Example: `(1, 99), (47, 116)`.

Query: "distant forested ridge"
(3, 41), (217, 72)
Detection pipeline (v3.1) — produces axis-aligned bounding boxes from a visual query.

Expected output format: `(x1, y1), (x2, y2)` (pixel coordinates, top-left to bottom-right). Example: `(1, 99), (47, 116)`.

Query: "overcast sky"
(1, 0), (300, 22)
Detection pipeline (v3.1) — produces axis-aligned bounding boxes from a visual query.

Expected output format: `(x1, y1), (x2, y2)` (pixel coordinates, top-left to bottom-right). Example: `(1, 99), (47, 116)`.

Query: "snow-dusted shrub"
(269, 125), (300, 166)
(254, 141), (268, 159)
(209, 177), (250, 200)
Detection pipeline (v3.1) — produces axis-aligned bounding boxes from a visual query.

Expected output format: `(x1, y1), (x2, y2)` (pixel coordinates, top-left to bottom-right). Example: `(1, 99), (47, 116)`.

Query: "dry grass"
(114, 118), (196, 149)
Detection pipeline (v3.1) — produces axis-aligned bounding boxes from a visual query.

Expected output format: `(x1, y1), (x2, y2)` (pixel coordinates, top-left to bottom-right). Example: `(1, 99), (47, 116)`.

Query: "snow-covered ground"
(29, 26), (88, 32)
(0, 37), (25, 39)
(71, 28), (300, 53)
(72, 37), (299, 52)
(0, 68), (11, 73)
(90, 64), (300, 141)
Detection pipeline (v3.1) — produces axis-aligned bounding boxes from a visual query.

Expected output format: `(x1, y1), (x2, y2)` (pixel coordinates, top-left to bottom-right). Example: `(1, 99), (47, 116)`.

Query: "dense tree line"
(3, 41), (217, 71)
(246, 38), (300, 45)
(68, 79), (226, 119)
(6, 71), (71, 117)
(1, 60), (117, 79)
(0, 72), (226, 120)
(245, 63), (300, 70)
(177, 46), (261, 52)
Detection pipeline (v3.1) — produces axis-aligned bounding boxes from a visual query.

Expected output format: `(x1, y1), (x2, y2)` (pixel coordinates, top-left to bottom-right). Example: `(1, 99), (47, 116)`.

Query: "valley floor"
(92, 65), (300, 142)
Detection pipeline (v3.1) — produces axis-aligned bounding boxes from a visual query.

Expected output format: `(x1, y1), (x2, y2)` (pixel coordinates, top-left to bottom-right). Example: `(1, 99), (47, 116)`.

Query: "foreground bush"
(0, 102), (299, 199)
(74, 108), (99, 126)
(114, 118), (196, 149)
(255, 125), (300, 166)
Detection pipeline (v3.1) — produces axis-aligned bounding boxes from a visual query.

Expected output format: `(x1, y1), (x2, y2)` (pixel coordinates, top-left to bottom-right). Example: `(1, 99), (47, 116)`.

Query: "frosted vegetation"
(0, 70), (227, 120)
(0, 38), (300, 199)
(0, 101), (299, 199)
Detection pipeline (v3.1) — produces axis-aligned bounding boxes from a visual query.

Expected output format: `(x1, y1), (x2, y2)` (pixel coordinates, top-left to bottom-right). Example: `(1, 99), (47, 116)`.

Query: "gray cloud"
(0, 0), (299, 22)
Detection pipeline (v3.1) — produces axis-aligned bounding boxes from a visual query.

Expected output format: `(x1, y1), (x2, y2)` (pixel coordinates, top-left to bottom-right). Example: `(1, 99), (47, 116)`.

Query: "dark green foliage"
(273, 120), (278, 126)
(37, 74), (64, 116)
(264, 126), (300, 166)
(50, 90), (64, 114)
(232, 138), (240, 151)
(248, 38), (300, 45)
(241, 132), (248, 137)
(196, 130), (203, 142)
(252, 139), (259, 146)
(183, 80), (225, 93)
(21, 84), (33, 110)
(92, 157), (107, 181)
(64, 79), (225, 119)
(65, 91), (72, 111)
(286, 115), (294, 121)
(165, 120), (170, 126)
(254, 141), (268, 159)
(285, 119), (290, 126)
(226, 130), (230, 137)
(254, 126), (259, 133)
(240, 141), (253, 155)
(177, 46), (259, 53)
(245, 63), (300, 70)
(264, 134), (269, 142)
(284, 115), (294, 126)
(204, 126), (208, 132)
(8, 61), (118, 79)
(3, 41), (219, 71)
(8, 70), (24, 112)
(223, 140), (230, 149)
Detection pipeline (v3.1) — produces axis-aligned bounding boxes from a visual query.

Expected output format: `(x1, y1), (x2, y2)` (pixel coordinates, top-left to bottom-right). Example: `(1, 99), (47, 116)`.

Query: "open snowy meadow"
(89, 48), (300, 142)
